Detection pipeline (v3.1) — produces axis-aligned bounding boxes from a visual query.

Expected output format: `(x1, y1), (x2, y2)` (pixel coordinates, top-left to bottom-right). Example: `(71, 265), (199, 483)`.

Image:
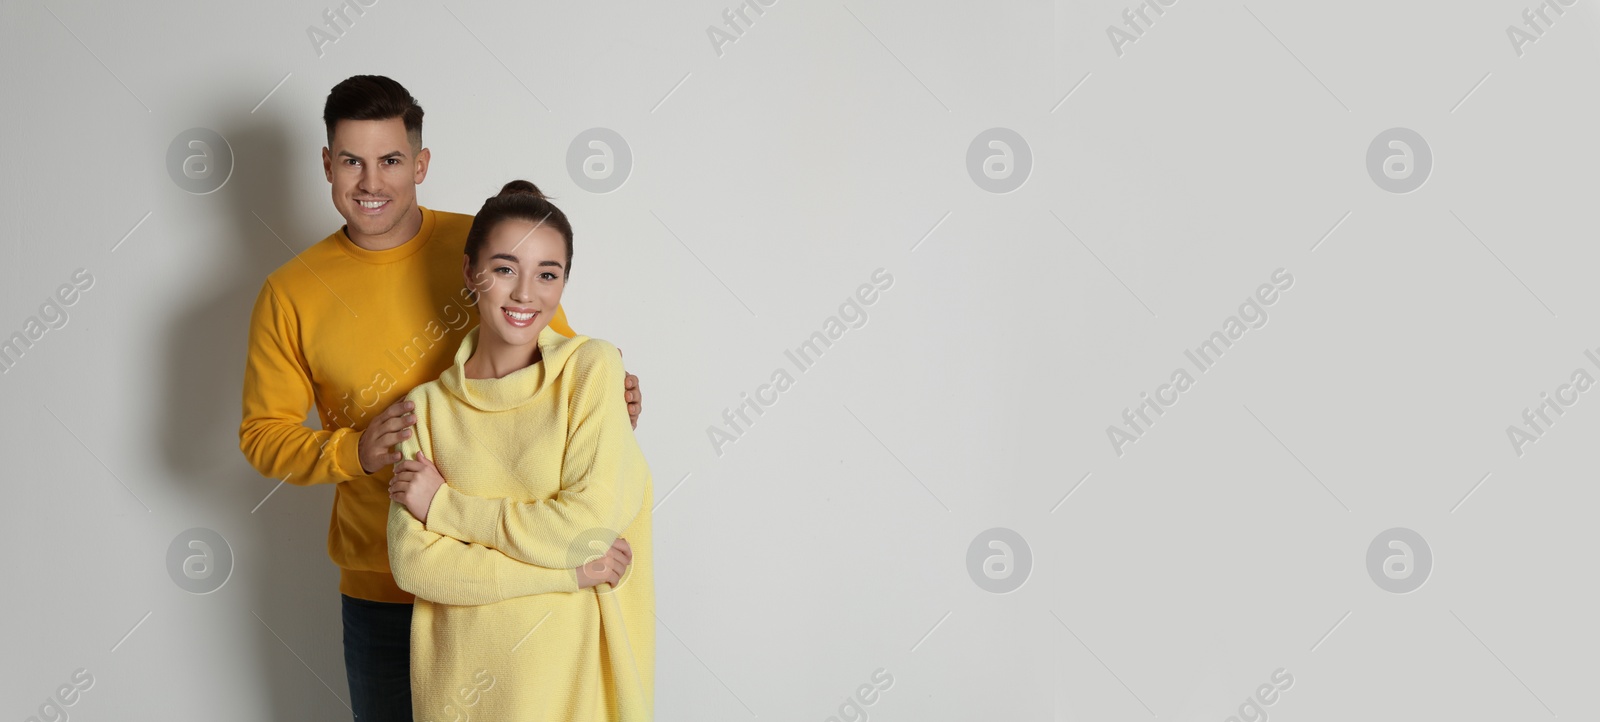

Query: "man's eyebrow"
(336, 149), (409, 160)
(488, 253), (564, 269)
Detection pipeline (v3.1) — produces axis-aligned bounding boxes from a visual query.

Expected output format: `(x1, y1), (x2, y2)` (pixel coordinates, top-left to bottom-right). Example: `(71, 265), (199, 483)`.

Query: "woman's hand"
(390, 450), (445, 524)
(575, 537), (632, 590)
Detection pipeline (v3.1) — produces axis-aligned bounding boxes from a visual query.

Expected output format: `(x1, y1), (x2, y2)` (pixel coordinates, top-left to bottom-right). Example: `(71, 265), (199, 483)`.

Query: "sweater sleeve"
(387, 389), (580, 604)
(548, 303), (576, 338)
(423, 341), (649, 568)
(238, 279), (366, 486)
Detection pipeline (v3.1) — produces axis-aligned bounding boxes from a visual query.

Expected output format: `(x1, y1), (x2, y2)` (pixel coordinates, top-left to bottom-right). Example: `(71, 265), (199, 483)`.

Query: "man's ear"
(322, 147), (334, 183)
(414, 147), (431, 184)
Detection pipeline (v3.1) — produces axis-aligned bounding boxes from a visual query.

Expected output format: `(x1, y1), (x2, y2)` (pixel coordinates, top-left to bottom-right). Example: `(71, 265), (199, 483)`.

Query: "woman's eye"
(495, 266), (513, 274)
(540, 272), (557, 281)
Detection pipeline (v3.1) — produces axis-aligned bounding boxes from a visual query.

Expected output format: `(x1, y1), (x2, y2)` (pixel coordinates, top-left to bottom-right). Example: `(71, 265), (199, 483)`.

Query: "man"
(238, 75), (642, 721)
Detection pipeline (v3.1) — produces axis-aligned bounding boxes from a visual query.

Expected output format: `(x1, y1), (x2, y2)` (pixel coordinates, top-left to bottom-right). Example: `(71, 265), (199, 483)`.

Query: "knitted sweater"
(238, 206), (575, 603)
(388, 323), (653, 721)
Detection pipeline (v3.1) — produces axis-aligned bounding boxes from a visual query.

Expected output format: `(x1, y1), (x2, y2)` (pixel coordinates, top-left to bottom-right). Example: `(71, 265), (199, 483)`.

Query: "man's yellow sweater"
(238, 206), (575, 603)
(388, 324), (654, 721)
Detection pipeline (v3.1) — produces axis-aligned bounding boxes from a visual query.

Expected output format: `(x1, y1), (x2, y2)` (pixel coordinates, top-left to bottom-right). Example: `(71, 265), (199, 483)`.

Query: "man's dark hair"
(322, 75), (424, 149)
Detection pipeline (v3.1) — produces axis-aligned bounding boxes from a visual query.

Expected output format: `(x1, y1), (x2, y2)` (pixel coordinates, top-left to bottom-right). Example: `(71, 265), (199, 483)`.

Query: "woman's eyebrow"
(489, 253), (564, 269)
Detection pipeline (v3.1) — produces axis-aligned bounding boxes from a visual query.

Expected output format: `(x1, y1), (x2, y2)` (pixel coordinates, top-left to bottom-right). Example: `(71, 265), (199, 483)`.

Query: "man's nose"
(358, 164), (382, 194)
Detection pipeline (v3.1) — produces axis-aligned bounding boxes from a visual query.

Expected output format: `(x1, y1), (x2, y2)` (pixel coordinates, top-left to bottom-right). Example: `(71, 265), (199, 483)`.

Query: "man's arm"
(422, 341), (649, 568)
(237, 279), (366, 486)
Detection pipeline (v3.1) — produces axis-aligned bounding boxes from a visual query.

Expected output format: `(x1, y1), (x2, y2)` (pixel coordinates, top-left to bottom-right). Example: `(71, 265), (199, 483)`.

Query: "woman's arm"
(388, 500), (580, 604)
(385, 390), (581, 605)
(421, 341), (650, 569)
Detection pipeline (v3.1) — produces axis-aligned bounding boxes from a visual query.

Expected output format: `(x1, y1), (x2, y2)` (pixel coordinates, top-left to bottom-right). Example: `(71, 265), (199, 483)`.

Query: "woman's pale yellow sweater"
(387, 323), (653, 721)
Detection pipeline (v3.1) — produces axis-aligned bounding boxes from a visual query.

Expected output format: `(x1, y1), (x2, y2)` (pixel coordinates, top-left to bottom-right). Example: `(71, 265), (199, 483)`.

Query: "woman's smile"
(501, 306), (540, 328)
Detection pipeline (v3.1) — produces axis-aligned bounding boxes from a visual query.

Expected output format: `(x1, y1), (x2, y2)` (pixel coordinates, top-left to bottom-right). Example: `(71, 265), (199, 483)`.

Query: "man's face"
(321, 118), (429, 242)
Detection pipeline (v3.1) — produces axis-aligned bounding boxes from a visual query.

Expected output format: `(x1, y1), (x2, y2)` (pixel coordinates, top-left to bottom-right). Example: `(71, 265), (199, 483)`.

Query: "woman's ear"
(461, 253), (479, 299)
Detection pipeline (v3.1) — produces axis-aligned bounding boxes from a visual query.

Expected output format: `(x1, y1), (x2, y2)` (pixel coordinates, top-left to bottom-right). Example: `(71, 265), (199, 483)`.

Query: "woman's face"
(464, 217), (567, 347)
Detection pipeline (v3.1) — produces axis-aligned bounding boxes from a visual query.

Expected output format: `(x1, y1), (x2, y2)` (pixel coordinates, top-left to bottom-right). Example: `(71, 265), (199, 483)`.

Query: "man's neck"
(347, 204), (425, 251)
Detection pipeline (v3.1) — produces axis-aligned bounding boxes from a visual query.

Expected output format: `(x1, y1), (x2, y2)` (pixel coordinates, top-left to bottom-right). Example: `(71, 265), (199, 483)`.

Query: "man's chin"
(345, 212), (395, 237)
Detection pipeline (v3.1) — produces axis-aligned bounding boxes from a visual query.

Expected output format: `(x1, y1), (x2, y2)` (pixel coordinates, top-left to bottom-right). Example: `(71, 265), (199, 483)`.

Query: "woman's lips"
(502, 308), (539, 328)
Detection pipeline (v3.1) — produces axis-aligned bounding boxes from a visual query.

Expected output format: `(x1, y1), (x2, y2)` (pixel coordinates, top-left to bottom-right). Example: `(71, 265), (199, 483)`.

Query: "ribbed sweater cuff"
(334, 427), (365, 479)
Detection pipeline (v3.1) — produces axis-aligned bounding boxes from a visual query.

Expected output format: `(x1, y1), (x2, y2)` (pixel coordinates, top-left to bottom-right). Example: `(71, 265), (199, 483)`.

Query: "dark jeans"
(341, 594), (412, 721)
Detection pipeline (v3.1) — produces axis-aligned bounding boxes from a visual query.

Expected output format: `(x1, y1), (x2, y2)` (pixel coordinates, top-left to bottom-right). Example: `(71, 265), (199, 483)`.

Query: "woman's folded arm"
(388, 499), (580, 605)
(423, 341), (649, 569)
(387, 397), (580, 605)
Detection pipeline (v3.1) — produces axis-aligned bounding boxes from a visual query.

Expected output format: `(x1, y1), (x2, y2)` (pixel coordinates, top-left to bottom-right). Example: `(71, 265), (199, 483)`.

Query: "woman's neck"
(463, 330), (542, 380)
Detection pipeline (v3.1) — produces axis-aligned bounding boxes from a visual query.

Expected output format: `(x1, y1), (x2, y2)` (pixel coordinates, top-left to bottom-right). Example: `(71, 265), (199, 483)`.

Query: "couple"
(238, 75), (652, 721)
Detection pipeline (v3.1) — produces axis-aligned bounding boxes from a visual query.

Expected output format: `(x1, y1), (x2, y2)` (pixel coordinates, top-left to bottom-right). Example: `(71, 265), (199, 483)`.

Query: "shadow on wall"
(157, 104), (356, 720)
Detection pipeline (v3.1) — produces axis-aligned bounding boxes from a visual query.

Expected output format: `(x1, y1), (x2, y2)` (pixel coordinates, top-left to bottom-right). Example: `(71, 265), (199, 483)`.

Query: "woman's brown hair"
(464, 180), (575, 278)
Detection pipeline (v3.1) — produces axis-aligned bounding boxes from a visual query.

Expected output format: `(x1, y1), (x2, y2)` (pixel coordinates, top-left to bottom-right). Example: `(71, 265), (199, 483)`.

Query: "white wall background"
(3, 0), (1598, 719)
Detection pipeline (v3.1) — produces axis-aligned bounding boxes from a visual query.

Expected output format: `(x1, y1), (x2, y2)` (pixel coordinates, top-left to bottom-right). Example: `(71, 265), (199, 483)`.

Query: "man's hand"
(619, 347), (642, 429)
(359, 399), (415, 474)
(389, 450), (445, 524)
(575, 537), (633, 590)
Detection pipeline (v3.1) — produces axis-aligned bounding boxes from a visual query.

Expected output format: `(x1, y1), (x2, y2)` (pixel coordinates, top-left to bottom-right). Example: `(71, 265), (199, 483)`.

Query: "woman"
(385, 180), (654, 721)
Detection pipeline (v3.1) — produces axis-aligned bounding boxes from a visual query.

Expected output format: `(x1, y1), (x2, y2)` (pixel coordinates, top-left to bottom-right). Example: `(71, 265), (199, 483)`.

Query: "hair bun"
(496, 179), (546, 200)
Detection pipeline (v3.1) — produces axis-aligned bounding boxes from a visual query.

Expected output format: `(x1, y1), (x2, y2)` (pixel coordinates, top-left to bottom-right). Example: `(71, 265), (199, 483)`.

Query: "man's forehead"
(330, 118), (416, 149)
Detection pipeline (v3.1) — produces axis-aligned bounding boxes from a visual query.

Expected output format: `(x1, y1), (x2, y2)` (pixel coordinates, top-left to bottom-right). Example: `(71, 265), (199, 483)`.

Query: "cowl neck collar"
(438, 324), (589, 412)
